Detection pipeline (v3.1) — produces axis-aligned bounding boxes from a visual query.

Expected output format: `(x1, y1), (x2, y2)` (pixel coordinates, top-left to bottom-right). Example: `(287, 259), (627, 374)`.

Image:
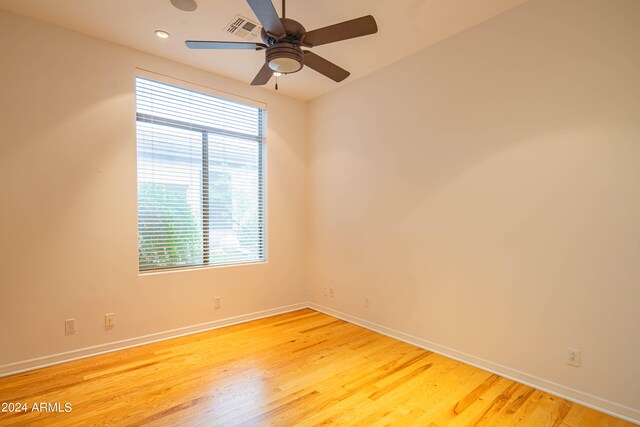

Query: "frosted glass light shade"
(268, 57), (302, 73)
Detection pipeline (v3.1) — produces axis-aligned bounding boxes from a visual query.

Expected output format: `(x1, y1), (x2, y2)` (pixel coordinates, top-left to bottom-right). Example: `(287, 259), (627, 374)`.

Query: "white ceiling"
(0, 0), (529, 100)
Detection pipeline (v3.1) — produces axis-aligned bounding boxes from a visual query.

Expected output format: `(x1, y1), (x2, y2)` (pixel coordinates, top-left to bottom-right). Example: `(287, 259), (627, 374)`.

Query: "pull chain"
(274, 72), (282, 90)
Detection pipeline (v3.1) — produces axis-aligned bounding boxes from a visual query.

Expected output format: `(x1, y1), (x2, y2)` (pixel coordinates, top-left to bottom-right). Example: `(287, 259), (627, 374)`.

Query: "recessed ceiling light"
(170, 0), (198, 12)
(155, 30), (170, 39)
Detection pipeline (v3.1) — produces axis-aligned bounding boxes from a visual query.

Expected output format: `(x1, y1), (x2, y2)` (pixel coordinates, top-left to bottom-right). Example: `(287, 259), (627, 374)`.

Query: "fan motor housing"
(261, 18), (306, 45)
(261, 18), (306, 74)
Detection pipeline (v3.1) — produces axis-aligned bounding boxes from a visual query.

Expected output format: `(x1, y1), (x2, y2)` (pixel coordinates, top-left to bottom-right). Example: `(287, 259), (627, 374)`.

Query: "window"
(135, 75), (266, 272)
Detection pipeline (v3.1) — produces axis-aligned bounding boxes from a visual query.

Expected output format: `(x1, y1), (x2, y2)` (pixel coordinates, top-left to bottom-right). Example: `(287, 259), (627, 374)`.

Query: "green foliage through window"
(138, 182), (203, 269)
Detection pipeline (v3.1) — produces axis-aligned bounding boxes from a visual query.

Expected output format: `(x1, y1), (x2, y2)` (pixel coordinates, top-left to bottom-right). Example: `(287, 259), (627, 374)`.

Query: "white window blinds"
(135, 76), (266, 272)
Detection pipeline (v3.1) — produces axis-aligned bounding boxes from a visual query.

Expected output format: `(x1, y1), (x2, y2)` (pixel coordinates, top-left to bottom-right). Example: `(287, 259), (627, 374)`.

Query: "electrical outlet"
(323, 287), (328, 297)
(329, 288), (335, 298)
(64, 318), (75, 335)
(365, 297), (370, 308)
(567, 349), (581, 367)
(214, 296), (221, 309)
(105, 313), (115, 328)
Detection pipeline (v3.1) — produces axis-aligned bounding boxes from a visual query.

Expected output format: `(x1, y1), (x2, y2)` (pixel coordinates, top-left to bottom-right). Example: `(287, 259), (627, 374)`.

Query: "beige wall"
(0, 11), (307, 366)
(308, 0), (640, 414)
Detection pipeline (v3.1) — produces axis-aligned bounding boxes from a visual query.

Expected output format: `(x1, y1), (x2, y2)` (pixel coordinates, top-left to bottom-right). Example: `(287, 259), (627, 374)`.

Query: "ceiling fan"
(185, 0), (378, 86)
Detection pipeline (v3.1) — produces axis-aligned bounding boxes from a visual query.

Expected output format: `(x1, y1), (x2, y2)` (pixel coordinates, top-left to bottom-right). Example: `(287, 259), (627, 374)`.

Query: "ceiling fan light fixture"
(265, 42), (304, 74)
(268, 57), (301, 73)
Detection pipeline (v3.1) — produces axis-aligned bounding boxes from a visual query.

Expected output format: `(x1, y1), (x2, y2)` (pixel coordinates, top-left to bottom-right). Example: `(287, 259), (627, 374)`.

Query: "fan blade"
(246, 0), (286, 38)
(251, 63), (274, 86)
(303, 51), (350, 82)
(186, 41), (266, 50)
(303, 15), (377, 47)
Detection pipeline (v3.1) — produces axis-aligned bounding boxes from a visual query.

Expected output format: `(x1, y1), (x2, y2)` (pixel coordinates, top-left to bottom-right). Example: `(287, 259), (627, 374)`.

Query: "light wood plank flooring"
(0, 309), (634, 426)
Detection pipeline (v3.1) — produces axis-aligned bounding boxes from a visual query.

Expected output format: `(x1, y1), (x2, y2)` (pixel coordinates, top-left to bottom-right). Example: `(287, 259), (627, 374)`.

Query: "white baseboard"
(308, 302), (640, 425)
(0, 302), (307, 378)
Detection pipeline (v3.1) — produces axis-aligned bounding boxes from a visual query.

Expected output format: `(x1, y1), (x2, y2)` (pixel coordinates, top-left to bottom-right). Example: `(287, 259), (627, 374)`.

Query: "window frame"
(135, 69), (268, 274)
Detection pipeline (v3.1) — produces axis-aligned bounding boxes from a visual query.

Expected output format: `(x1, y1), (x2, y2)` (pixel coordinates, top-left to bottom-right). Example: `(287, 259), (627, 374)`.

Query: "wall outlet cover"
(568, 348), (581, 367)
(64, 318), (75, 335)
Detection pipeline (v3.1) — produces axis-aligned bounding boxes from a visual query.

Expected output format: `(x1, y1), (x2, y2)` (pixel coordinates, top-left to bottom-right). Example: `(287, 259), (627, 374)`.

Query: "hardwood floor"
(0, 309), (634, 426)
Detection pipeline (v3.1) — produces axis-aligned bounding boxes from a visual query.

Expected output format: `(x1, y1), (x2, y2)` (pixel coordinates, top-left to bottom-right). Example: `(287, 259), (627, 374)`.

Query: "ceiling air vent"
(224, 15), (261, 41)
